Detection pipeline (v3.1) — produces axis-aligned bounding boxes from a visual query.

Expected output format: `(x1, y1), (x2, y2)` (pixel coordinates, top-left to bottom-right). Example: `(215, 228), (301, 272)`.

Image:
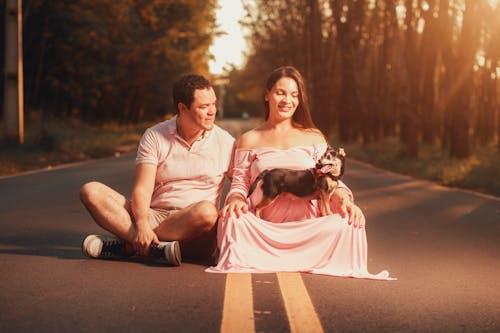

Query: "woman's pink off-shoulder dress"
(206, 143), (395, 280)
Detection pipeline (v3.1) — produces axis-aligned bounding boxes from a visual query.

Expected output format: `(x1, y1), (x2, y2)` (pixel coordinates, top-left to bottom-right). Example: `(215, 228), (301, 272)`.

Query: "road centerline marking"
(220, 273), (255, 333)
(277, 272), (325, 333)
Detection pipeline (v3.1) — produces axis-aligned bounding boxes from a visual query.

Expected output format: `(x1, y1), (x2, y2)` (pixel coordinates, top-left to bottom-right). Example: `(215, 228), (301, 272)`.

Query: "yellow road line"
(277, 272), (325, 333)
(220, 273), (255, 333)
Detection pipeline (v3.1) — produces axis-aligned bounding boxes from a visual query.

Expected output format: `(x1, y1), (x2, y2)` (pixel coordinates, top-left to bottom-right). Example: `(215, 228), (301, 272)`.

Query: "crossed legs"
(79, 181), (218, 260)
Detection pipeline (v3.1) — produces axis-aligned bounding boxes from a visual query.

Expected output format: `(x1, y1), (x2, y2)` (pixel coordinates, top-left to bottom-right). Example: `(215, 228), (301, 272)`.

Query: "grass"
(0, 118), (150, 176)
(338, 136), (500, 197)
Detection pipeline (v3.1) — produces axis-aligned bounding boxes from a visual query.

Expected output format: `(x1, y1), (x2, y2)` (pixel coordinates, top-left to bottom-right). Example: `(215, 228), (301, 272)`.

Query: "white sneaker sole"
(82, 234), (103, 258)
(165, 241), (182, 266)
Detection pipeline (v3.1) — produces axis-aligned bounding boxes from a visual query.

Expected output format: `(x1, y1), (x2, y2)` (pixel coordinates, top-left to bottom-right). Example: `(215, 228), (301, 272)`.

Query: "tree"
(420, 0), (439, 144)
(21, 0), (217, 124)
(235, 0), (499, 158)
(446, 0), (481, 158)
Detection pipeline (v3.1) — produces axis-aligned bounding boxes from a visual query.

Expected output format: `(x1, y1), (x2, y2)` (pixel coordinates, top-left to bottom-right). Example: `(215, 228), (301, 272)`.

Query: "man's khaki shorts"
(147, 207), (179, 229)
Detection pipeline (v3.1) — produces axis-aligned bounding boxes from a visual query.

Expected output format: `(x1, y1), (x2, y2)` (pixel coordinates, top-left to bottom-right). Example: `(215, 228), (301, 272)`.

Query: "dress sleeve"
(312, 143), (326, 163)
(226, 149), (253, 201)
(336, 180), (354, 201)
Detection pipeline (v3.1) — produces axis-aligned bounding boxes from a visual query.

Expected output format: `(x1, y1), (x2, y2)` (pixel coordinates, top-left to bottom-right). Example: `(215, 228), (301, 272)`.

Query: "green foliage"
(22, 0), (217, 123)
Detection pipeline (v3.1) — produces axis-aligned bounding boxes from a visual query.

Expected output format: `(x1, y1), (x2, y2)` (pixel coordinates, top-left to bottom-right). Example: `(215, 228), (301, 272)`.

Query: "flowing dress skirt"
(206, 212), (394, 280)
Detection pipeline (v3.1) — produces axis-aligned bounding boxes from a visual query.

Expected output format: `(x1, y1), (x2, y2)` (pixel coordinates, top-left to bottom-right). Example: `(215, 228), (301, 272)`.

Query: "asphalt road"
(1, 148), (500, 332)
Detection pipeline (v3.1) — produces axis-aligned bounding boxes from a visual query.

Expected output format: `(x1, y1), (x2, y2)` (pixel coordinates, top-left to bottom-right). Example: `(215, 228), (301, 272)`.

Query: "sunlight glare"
(417, 17), (425, 33)
(476, 50), (486, 68)
(209, 0), (247, 75)
(396, 2), (406, 26)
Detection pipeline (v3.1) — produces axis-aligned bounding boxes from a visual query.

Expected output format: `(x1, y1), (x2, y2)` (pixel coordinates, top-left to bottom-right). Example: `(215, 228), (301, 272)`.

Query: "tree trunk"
(381, 0), (398, 138)
(308, 0), (326, 132)
(437, 0), (453, 150)
(420, 0), (439, 145)
(448, 0), (481, 158)
(400, 0), (419, 158)
(476, 67), (496, 145)
(333, 0), (365, 142)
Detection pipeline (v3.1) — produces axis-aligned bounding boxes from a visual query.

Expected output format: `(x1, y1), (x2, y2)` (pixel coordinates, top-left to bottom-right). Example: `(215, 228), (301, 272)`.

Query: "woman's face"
(265, 77), (299, 121)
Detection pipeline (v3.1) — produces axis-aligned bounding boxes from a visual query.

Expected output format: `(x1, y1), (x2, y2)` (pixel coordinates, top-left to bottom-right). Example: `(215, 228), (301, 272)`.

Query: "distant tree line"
(1, 0), (217, 124)
(227, 0), (499, 158)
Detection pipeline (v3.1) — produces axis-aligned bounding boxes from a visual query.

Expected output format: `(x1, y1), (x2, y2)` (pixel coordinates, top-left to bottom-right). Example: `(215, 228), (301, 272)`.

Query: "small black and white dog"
(247, 147), (346, 218)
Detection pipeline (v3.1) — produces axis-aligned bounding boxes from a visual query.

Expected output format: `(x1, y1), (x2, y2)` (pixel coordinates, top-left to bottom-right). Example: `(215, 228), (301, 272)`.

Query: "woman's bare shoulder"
(236, 128), (263, 149)
(298, 127), (327, 145)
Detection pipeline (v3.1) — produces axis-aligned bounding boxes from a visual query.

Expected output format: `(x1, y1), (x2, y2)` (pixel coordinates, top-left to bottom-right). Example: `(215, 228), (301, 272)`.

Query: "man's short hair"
(173, 74), (211, 113)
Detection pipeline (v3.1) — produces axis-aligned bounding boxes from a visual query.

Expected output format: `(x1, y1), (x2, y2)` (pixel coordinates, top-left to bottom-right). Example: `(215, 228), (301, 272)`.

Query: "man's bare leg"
(153, 201), (218, 260)
(180, 226), (217, 262)
(81, 183), (218, 260)
(79, 181), (136, 246)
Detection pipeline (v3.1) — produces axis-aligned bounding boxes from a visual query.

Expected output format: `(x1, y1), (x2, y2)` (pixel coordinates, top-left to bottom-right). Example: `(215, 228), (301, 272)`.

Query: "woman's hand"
(331, 190), (366, 228)
(133, 221), (160, 256)
(343, 200), (366, 228)
(221, 194), (248, 218)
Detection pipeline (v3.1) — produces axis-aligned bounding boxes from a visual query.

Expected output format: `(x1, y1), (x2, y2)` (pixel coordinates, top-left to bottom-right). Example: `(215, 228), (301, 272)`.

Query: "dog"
(247, 147), (346, 218)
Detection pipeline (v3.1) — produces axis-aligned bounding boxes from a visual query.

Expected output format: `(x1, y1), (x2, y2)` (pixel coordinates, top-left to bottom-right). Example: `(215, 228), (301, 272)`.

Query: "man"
(80, 74), (235, 265)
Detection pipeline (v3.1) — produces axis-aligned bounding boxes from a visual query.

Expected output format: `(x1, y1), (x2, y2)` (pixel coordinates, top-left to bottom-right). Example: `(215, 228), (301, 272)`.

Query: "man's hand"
(133, 222), (160, 256)
(131, 164), (158, 255)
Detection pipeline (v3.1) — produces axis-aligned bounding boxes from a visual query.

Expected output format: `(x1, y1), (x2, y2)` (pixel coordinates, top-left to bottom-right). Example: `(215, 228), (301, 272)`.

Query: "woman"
(206, 66), (393, 280)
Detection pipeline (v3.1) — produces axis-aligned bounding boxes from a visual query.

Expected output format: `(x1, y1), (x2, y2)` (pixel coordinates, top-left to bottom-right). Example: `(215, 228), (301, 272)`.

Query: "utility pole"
(3, 0), (24, 144)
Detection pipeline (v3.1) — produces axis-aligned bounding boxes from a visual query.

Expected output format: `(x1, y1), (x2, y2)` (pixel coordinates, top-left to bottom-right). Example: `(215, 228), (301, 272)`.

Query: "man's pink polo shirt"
(135, 116), (235, 209)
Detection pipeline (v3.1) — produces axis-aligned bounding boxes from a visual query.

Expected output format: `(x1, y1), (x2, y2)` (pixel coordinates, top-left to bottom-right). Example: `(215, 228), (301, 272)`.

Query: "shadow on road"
(0, 231), (84, 259)
(0, 231), (215, 268)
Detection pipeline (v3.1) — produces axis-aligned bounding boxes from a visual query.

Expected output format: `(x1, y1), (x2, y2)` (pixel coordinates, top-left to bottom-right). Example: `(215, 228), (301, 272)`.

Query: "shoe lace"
(149, 244), (165, 258)
(101, 239), (124, 257)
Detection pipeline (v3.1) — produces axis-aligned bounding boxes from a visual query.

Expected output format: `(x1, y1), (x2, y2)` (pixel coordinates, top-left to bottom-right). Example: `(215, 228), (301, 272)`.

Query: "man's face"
(184, 87), (217, 131)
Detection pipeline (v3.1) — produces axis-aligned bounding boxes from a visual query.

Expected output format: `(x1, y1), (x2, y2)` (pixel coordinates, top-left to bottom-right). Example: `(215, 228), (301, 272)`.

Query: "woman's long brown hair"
(263, 66), (317, 129)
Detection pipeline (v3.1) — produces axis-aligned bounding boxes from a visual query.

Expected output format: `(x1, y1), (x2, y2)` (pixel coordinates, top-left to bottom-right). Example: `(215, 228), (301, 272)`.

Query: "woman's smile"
(266, 77), (300, 120)
(278, 104), (293, 112)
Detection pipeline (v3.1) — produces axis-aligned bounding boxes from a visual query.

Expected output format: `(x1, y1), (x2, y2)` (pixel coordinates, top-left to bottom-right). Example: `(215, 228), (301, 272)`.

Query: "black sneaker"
(82, 234), (133, 259)
(150, 241), (182, 266)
